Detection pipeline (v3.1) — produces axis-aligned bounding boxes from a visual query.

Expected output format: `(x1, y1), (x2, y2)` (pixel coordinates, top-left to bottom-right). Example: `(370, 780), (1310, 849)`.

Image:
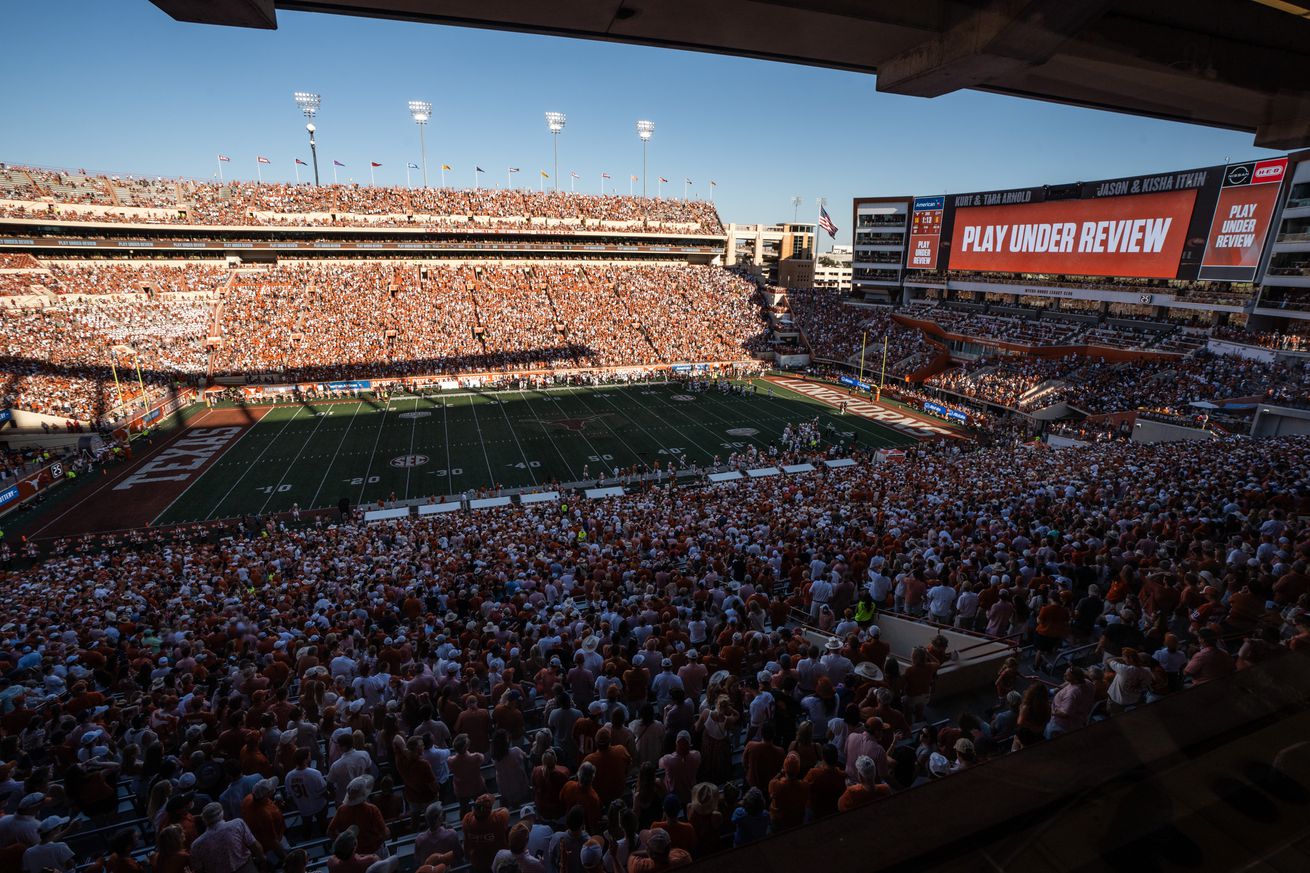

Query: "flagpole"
(294, 161), (300, 185)
(333, 163), (339, 184)
(657, 178), (663, 198)
(683, 178), (688, 199)
(216, 156), (223, 182)
(629, 176), (633, 196)
(256, 160), (262, 184)
(441, 165), (446, 187)
(814, 196), (826, 264)
(370, 164), (375, 186)
(405, 163), (411, 187)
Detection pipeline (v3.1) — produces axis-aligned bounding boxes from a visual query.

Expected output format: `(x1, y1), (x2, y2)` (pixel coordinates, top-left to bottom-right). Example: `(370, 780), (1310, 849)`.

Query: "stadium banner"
(671, 364), (693, 373)
(924, 400), (968, 424)
(906, 196), (945, 270)
(0, 408), (11, 425)
(325, 380), (372, 391)
(0, 484), (20, 510)
(945, 188), (1199, 279)
(0, 458), (69, 519)
(839, 375), (873, 392)
(1197, 157), (1288, 282)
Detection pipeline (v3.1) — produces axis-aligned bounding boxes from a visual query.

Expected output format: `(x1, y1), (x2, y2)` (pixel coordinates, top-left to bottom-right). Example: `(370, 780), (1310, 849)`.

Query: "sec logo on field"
(390, 455), (429, 468)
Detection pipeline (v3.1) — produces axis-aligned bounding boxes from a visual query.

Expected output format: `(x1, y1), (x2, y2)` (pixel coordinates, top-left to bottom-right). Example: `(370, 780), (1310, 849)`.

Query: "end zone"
(25, 405), (270, 539)
(764, 376), (967, 440)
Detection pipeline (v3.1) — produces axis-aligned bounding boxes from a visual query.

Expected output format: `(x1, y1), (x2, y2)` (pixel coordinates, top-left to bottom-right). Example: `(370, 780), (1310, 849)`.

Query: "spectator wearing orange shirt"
(461, 794), (509, 873)
(327, 777), (389, 857)
(239, 778), (286, 863)
(767, 753), (809, 831)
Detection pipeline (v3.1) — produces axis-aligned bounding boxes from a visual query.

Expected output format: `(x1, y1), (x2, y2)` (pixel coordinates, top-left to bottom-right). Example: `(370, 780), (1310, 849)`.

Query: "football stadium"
(0, 3), (1309, 873)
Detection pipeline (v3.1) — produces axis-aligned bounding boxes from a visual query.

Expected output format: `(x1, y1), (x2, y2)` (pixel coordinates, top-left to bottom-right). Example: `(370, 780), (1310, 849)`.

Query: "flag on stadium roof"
(685, 177), (692, 184)
(295, 158), (308, 166)
(475, 166), (484, 173)
(442, 164), (452, 171)
(571, 172), (580, 179)
(256, 156), (271, 164)
(818, 205), (839, 238)
(602, 173), (611, 179)
(371, 161), (382, 168)
(508, 167), (520, 173)
(334, 160), (345, 167)
(710, 180), (717, 187)
(659, 177), (668, 183)
(630, 175), (638, 181)
(407, 162), (419, 169)
(541, 170), (549, 178)
(217, 154), (231, 162)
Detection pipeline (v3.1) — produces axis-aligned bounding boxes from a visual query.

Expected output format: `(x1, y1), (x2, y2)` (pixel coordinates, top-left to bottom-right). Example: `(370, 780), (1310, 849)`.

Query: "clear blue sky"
(0, 1), (1283, 247)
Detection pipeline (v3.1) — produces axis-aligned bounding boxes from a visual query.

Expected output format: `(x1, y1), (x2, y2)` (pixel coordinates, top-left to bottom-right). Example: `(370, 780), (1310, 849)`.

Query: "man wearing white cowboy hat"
(328, 775), (390, 858)
(821, 637), (854, 685)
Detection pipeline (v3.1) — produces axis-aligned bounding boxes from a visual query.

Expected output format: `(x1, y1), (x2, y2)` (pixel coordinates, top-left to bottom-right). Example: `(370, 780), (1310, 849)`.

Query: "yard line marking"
(257, 402), (334, 514)
(356, 393), (393, 506)
(204, 405), (306, 521)
(494, 391), (538, 486)
(602, 386), (717, 459)
(573, 388), (665, 467)
(403, 396), (421, 499)
(442, 398), (453, 496)
(518, 390), (577, 482)
(693, 389), (777, 452)
(465, 393), (497, 486)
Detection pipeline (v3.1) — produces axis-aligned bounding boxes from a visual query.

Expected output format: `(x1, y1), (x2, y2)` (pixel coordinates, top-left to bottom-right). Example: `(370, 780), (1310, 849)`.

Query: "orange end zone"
(23, 405), (270, 540)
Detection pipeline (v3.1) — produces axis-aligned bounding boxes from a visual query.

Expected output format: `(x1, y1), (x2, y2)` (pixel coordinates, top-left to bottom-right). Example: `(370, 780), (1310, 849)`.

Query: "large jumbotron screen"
(909, 157), (1287, 282)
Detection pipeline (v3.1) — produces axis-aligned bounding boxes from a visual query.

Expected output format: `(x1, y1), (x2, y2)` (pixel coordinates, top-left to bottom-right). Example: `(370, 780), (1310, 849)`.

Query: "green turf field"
(154, 379), (913, 523)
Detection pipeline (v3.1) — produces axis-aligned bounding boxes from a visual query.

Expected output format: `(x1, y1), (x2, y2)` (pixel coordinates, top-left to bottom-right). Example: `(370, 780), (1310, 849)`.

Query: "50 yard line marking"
(518, 390), (577, 482)
(308, 400), (364, 510)
(204, 405), (305, 520)
(442, 397), (453, 495)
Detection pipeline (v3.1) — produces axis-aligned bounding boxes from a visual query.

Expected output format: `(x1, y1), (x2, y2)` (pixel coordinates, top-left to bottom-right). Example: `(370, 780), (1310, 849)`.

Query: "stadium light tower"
(636, 119), (654, 197)
(294, 91), (321, 185)
(545, 111), (566, 192)
(409, 100), (432, 187)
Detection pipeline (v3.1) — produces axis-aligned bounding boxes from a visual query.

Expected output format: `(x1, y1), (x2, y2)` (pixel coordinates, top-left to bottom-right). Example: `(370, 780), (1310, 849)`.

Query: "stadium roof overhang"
(150, 0), (1310, 149)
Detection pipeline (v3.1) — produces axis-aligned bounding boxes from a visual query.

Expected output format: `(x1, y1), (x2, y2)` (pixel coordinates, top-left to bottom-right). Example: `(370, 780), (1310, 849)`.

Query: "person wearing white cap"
(0, 792), (45, 847)
(22, 816), (73, 873)
(191, 802), (265, 873)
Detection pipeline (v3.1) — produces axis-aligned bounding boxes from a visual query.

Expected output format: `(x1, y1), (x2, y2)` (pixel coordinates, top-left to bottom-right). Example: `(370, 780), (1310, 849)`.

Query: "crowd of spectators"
(785, 291), (936, 376)
(0, 422), (1306, 872)
(920, 351), (1310, 417)
(1, 167), (724, 235)
(212, 262), (769, 382)
(0, 297), (212, 421)
(1213, 326), (1310, 353)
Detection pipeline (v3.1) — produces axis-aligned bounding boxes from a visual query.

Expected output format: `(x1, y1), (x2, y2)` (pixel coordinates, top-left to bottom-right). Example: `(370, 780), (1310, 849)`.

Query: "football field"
(148, 379), (914, 524)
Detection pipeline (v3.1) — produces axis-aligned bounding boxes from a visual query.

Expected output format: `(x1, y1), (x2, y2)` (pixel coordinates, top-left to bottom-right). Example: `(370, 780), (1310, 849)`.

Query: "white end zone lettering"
(113, 427), (244, 490)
